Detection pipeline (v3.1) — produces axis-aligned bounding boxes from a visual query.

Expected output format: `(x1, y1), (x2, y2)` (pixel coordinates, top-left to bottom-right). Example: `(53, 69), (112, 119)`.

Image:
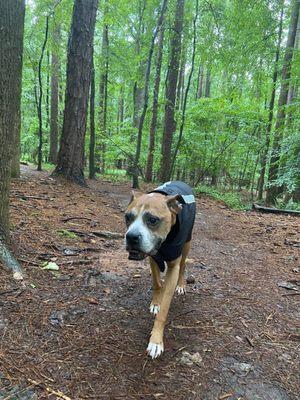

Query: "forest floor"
(0, 165), (299, 400)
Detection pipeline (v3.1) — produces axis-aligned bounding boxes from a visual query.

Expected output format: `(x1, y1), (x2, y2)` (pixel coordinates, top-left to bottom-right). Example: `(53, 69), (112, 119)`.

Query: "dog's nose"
(126, 232), (141, 246)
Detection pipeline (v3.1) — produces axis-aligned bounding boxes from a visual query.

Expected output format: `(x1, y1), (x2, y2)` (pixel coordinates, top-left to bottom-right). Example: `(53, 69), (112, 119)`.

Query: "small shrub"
(195, 185), (248, 211)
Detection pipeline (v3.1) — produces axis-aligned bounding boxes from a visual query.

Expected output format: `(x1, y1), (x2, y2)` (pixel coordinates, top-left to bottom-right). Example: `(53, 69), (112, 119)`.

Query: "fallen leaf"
(103, 287), (111, 294)
(42, 262), (60, 271)
(219, 393), (234, 400)
(86, 297), (99, 305)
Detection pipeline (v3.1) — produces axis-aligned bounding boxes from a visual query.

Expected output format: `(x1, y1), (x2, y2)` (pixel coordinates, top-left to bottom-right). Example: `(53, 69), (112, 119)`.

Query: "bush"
(195, 184), (248, 210)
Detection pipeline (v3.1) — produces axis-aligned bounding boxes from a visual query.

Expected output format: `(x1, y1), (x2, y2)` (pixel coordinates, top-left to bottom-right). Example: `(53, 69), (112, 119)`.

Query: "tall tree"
(0, 0), (25, 279)
(160, 0), (185, 182)
(266, 0), (300, 204)
(196, 64), (204, 99)
(145, 24), (165, 182)
(55, 0), (98, 185)
(49, 23), (61, 164)
(171, 0), (199, 175)
(257, 2), (284, 201)
(132, 0), (168, 188)
(204, 67), (211, 98)
(89, 49), (96, 179)
(37, 15), (50, 171)
(98, 10), (109, 174)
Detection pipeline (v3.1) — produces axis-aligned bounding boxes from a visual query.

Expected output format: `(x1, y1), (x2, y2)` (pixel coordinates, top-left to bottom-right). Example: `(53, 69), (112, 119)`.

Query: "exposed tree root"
(0, 240), (24, 280)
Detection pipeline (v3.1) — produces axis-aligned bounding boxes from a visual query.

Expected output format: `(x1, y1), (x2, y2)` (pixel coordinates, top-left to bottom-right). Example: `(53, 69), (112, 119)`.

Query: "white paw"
(147, 342), (164, 359)
(176, 285), (186, 295)
(149, 304), (160, 315)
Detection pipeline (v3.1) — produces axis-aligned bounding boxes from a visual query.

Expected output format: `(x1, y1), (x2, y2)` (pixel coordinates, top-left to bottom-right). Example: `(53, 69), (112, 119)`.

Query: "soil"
(0, 165), (299, 400)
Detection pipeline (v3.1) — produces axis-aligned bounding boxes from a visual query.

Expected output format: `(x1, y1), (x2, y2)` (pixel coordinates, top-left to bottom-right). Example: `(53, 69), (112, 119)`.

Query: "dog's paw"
(149, 303), (160, 315)
(176, 285), (186, 295)
(147, 341), (164, 359)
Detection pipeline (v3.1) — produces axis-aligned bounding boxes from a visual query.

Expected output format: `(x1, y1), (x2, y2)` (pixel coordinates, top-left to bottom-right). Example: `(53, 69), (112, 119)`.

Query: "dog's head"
(125, 191), (182, 260)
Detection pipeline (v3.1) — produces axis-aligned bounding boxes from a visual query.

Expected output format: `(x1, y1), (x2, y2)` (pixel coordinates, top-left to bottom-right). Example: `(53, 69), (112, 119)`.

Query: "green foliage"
(20, 0), (300, 208)
(57, 229), (77, 239)
(195, 185), (249, 211)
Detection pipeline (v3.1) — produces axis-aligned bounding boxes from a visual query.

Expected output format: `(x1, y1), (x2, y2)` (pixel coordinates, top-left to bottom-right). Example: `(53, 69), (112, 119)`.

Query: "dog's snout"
(126, 231), (141, 246)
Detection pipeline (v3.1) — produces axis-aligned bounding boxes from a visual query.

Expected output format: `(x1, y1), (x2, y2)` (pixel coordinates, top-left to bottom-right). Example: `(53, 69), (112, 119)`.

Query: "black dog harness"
(149, 181), (196, 272)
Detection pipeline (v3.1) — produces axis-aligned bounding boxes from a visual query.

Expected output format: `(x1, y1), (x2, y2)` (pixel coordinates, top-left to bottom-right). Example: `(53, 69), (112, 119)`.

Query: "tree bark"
(117, 85), (124, 132)
(49, 24), (60, 164)
(10, 112), (21, 178)
(204, 67), (211, 98)
(0, 0), (25, 279)
(132, 0), (146, 131)
(176, 44), (185, 111)
(37, 16), (50, 171)
(160, 0), (185, 182)
(196, 64), (204, 99)
(99, 17), (109, 174)
(257, 2), (284, 201)
(89, 50), (96, 179)
(55, 0), (98, 185)
(266, 0), (300, 205)
(145, 25), (165, 182)
(132, 0), (168, 188)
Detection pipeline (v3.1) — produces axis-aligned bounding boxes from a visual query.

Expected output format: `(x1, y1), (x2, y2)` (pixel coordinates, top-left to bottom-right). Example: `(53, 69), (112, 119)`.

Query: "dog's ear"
(128, 190), (141, 206)
(166, 195), (182, 214)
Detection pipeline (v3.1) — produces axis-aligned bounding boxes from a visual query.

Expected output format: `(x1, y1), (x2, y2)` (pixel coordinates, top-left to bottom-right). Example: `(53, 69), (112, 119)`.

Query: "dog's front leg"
(147, 257), (181, 359)
(149, 257), (162, 315)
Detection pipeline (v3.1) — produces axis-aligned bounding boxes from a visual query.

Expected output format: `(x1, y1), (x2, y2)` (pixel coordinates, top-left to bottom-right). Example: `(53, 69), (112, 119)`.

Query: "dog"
(125, 181), (196, 358)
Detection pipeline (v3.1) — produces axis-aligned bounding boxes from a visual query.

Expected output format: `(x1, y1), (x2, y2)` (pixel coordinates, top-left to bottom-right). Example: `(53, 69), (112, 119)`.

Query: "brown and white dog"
(125, 181), (196, 358)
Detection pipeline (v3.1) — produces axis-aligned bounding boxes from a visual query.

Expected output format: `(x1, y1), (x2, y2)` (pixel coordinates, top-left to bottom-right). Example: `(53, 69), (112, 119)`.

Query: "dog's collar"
(149, 181), (195, 204)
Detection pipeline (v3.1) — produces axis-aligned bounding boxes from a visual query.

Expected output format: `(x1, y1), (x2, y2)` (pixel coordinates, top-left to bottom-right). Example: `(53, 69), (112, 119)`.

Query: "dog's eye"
(148, 216), (159, 226)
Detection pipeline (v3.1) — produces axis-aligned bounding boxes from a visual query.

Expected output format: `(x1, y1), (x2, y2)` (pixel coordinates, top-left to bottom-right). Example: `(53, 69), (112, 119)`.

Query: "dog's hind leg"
(149, 257), (162, 316)
(176, 240), (191, 295)
(147, 257), (181, 358)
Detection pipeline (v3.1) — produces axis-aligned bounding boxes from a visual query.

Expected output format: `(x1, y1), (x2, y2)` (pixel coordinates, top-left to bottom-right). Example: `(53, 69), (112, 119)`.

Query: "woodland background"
(18, 0), (300, 209)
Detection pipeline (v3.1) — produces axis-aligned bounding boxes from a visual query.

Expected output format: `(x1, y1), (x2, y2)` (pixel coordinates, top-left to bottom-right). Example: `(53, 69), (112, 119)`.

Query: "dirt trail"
(0, 166), (299, 399)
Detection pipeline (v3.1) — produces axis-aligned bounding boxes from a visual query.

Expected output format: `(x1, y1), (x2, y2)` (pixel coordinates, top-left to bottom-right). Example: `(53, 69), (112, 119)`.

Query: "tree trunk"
(0, 0), (25, 279)
(176, 44), (185, 111)
(196, 64), (204, 99)
(132, 0), (168, 188)
(117, 85), (124, 132)
(127, 0), (146, 176)
(99, 18), (109, 174)
(160, 0), (185, 182)
(10, 111), (21, 178)
(266, 0), (300, 205)
(37, 16), (50, 171)
(46, 50), (50, 129)
(145, 24), (165, 182)
(49, 25), (60, 164)
(89, 50), (96, 179)
(257, 2), (284, 201)
(204, 67), (211, 97)
(55, 0), (98, 185)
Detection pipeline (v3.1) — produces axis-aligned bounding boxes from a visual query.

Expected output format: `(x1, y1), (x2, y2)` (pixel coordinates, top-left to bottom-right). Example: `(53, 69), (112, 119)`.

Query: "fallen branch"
(14, 194), (50, 201)
(91, 230), (123, 239)
(28, 378), (72, 400)
(61, 216), (93, 223)
(0, 240), (24, 280)
(252, 203), (300, 216)
(68, 229), (123, 239)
